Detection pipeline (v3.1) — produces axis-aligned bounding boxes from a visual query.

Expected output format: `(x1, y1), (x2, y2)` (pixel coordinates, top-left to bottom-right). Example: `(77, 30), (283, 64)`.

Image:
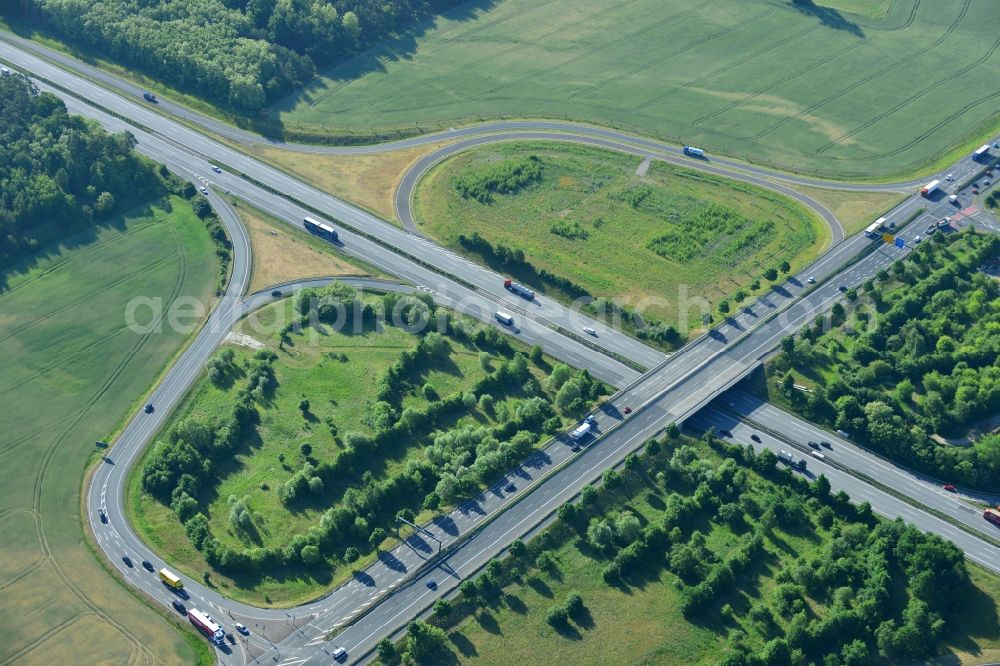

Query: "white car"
(199, 186), (209, 195)
(582, 326), (597, 336)
(946, 173), (955, 181)
(235, 623), (249, 635)
(332, 647), (348, 661)
(807, 276), (816, 284)
(913, 235), (922, 243)
(212, 166), (222, 173)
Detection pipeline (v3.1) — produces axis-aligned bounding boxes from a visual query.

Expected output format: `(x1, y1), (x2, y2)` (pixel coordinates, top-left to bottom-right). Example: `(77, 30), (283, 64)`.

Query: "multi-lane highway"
(3, 31), (1000, 666)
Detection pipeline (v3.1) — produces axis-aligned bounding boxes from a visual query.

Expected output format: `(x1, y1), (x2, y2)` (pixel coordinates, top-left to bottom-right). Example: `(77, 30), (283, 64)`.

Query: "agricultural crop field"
(415, 142), (825, 337)
(0, 197), (218, 665)
(128, 285), (602, 605)
(398, 434), (1000, 665)
(273, 0), (1000, 179)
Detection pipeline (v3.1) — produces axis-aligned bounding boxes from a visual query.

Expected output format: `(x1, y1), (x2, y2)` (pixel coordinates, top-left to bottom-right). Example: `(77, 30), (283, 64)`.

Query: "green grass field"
(0, 196), (218, 665)
(421, 436), (1000, 665)
(128, 294), (593, 605)
(273, 0), (999, 179)
(415, 142), (826, 335)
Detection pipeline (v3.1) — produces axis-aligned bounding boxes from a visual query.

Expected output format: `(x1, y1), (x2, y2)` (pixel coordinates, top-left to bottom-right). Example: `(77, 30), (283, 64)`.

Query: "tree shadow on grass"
(475, 609), (502, 635)
(504, 593), (528, 614)
(449, 631), (478, 658)
(526, 576), (554, 598)
(788, 0), (864, 37)
(569, 604), (595, 631)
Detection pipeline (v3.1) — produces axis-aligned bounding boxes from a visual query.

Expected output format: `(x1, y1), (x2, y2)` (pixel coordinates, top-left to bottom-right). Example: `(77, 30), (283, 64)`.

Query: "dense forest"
(768, 230), (1000, 490)
(0, 72), (161, 262)
(7, 0), (464, 113)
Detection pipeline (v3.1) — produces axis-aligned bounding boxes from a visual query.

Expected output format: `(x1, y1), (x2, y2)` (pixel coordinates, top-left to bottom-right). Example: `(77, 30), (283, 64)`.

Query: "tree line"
(770, 229), (1000, 489)
(7, 0), (464, 114)
(0, 73), (160, 263)
(142, 285), (606, 580)
(386, 430), (975, 665)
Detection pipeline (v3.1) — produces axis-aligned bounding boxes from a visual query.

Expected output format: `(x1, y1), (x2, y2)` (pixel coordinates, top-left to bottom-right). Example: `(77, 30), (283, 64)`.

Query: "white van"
(810, 450), (826, 461)
(495, 311), (514, 326)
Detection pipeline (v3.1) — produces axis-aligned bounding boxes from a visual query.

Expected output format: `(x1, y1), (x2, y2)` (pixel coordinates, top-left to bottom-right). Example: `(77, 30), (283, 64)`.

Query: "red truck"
(984, 508), (1000, 528)
(503, 278), (535, 300)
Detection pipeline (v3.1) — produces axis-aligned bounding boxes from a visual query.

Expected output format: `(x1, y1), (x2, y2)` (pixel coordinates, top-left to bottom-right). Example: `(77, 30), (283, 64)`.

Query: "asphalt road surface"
(3, 34), (1000, 666)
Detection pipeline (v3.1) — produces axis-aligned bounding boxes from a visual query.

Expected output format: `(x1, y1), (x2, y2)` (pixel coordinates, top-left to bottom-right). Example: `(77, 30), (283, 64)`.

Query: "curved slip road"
(5, 32), (1000, 666)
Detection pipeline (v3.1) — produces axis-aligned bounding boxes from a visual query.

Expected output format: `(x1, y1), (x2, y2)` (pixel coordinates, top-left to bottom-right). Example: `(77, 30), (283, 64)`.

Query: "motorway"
(3, 32), (1000, 666)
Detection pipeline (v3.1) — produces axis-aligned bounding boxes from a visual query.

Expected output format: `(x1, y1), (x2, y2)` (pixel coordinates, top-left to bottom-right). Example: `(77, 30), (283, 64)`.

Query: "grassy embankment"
(0, 196), (218, 665)
(128, 293), (600, 606)
(415, 142), (827, 338)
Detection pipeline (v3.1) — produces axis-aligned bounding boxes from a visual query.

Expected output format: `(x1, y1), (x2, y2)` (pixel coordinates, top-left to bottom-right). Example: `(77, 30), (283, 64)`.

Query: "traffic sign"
(894, 237), (905, 248)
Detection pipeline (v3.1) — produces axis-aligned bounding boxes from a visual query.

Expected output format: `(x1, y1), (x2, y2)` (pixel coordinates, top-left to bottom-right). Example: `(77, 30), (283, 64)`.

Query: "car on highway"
(172, 600), (186, 614)
(944, 484), (957, 492)
(820, 440), (832, 449)
(838, 285), (847, 292)
(807, 276), (816, 284)
(808, 441), (820, 449)
(426, 580), (437, 589)
(585, 414), (597, 425)
(750, 433), (761, 443)
(623, 406), (632, 414)
(235, 623), (249, 635)
(945, 173), (954, 180)
(914, 235), (922, 243)
(504, 482), (516, 493)
(144, 403), (154, 414)
(141, 560), (154, 572)
(212, 166), (222, 173)
(122, 555), (133, 568)
(99, 509), (107, 523)
(583, 326), (597, 336)
(571, 444), (581, 452)
(199, 186), (209, 195)
(332, 647), (348, 661)
(271, 289), (282, 297)
(226, 633), (236, 644)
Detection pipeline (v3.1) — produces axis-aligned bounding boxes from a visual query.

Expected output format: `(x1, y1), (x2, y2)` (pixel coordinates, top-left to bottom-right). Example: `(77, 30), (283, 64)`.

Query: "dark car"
(142, 91), (156, 102)
(838, 285), (848, 292)
(623, 406), (632, 414)
(426, 580), (437, 589)
(504, 482), (516, 493)
(99, 510), (107, 524)
(226, 633), (236, 645)
(122, 556), (133, 568)
(808, 441), (820, 449)
(172, 599), (186, 614)
(141, 560), (154, 572)
(750, 433), (761, 443)
(571, 444), (581, 452)
(943, 484), (957, 492)
(720, 429), (732, 438)
(820, 441), (832, 449)
(144, 403), (154, 414)
(271, 290), (282, 297)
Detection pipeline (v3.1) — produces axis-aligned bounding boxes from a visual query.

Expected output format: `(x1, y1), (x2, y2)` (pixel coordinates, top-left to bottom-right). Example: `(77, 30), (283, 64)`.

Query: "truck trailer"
(973, 144), (991, 161)
(503, 279), (535, 300)
(188, 609), (225, 645)
(920, 180), (940, 197)
(683, 146), (705, 157)
(777, 450), (806, 471)
(985, 507), (1000, 528)
(304, 216), (338, 242)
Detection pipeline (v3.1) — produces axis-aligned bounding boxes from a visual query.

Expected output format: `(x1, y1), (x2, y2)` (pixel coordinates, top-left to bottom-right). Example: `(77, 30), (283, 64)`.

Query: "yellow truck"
(158, 568), (183, 590)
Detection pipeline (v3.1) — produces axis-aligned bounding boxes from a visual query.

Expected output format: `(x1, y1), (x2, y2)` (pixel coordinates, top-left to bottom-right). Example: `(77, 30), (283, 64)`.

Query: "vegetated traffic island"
(0, 75), (222, 664)
(127, 282), (607, 606)
(380, 432), (1000, 666)
(414, 142), (827, 347)
(758, 228), (1000, 491)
